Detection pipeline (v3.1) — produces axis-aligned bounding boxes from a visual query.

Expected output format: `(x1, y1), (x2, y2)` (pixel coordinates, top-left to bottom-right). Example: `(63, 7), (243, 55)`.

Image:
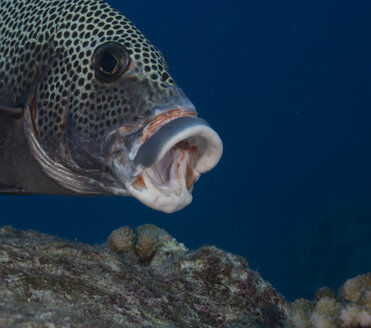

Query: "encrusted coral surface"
(0, 225), (289, 328)
(107, 224), (187, 264)
(289, 273), (371, 328)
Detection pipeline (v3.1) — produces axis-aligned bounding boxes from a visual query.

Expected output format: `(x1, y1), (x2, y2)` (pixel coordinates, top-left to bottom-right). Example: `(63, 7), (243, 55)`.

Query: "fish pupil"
(100, 53), (118, 74)
(92, 42), (130, 82)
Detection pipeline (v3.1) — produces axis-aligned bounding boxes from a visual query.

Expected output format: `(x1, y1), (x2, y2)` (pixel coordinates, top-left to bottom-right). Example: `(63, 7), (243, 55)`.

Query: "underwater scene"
(0, 0), (370, 318)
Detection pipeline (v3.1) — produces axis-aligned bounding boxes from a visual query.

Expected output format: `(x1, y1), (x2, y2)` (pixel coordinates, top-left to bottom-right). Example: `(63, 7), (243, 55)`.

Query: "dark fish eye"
(92, 42), (131, 82)
(100, 53), (118, 74)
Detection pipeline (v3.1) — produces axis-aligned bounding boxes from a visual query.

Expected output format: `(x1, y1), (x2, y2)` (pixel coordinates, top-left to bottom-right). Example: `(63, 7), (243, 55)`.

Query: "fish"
(0, 0), (223, 213)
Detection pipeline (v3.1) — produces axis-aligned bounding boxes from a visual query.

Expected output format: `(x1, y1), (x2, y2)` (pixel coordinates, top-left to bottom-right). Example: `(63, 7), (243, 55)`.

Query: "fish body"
(0, 0), (222, 213)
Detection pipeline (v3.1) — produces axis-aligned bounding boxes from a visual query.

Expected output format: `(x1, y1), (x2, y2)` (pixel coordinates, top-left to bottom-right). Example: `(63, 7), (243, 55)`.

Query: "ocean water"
(1, 0), (371, 301)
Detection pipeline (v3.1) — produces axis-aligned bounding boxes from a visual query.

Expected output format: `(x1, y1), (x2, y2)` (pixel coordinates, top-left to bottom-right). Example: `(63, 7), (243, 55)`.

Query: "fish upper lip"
(140, 109), (198, 144)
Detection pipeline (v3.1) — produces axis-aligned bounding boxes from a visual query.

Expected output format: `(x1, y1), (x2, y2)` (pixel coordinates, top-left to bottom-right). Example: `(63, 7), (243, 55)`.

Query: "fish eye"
(92, 42), (131, 82)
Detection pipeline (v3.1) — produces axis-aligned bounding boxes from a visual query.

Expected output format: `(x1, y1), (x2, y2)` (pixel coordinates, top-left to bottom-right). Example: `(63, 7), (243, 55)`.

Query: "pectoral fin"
(0, 106), (23, 153)
(0, 85), (23, 154)
(0, 84), (16, 108)
(0, 183), (25, 194)
(0, 104), (71, 195)
(0, 105), (29, 193)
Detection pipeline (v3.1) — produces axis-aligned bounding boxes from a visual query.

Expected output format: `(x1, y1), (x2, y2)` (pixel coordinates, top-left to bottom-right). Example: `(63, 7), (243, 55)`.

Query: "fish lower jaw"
(125, 144), (199, 213)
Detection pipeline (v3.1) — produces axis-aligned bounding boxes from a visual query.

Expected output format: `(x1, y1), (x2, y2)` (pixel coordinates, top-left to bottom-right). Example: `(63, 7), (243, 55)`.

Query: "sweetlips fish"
(0, 0), (222, 213)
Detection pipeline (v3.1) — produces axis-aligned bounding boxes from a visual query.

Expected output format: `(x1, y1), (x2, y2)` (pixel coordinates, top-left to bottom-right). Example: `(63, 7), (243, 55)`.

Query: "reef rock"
(289, 273), (371, 328)
(0, 225), (289, 328)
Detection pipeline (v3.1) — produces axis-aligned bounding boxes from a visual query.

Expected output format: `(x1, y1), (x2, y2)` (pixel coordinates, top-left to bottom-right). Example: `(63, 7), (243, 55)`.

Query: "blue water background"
(2, 0), (371, 301)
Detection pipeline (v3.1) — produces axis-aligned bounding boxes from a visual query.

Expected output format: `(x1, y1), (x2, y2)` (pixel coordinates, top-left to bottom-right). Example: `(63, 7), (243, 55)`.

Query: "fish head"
(24, 1), (222, 213)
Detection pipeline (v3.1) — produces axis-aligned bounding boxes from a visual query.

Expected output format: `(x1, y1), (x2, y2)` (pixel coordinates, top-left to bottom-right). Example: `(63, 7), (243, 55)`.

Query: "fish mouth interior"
(143, 139), (199, 190)
(115, 116), (223, 213)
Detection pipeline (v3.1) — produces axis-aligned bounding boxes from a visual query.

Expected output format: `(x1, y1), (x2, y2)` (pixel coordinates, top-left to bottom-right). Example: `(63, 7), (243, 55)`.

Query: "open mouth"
(112, 114), (223, 213)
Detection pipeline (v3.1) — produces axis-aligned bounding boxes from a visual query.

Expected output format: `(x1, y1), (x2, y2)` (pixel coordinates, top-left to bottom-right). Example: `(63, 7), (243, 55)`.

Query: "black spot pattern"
(0, 0), (176, 159)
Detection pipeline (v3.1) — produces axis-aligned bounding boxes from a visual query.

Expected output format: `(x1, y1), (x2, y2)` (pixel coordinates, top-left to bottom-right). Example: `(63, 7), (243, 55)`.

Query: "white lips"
(113, 118), (223, 213)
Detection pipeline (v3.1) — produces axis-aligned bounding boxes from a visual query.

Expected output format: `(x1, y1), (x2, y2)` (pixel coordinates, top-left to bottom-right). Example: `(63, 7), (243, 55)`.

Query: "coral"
(107, 226), (135, 253)
(107, 224), (187, 264)
(134, 225), (158, 261)
(289, 273), (371, 328)
(0, 225), (289, 327)
(341, 273), (371, 306)
(107, 226), (137, 262)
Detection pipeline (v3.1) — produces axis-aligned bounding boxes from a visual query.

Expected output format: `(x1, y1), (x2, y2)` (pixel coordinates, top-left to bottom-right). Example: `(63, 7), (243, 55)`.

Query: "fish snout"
(109, 111), (223, 213)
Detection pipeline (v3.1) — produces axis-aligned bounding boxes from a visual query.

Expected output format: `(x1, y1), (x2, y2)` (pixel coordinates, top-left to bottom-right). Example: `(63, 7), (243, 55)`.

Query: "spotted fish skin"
(0, 0), (179, 166)
(0, 0), (223, 212)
